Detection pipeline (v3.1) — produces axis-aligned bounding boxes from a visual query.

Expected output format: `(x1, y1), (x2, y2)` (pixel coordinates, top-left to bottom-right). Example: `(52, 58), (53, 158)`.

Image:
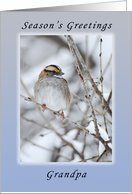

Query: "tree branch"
(65, 35), (112, 117)
(66, 35), (100, 137)
(107, 89), (112, 105)
(21, 94), (112, 154)
(99, 38), (108, 134)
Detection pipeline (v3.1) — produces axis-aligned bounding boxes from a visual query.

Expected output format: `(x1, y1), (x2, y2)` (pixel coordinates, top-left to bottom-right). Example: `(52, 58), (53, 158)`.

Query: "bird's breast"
(34, 77), (70, 111)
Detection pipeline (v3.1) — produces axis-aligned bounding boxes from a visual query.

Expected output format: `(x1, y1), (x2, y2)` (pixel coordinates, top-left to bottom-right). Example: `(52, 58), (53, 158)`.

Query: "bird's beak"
(60, 72), (64, 75)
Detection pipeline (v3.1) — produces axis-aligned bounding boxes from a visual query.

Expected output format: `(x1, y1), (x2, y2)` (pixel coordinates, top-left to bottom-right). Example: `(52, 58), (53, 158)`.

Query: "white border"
(18, 32), (114, 166)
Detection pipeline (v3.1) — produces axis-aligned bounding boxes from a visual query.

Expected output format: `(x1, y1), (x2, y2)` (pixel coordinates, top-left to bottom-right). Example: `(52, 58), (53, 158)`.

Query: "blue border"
(1, 12), (131, 192)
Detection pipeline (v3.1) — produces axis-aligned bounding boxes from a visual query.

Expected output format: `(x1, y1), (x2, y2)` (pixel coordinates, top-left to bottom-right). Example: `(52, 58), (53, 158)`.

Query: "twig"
(94, 109), (112, 125)
(20, 78), (56, 130)
(57, 134), (84, 160)
(96, 149), (108, 162)
(78, 155), (99, 162)
(21, 94), (112, 154)
(72, 97), (85, 115)
(65, 117), (89, 134)
(20, 94), (89, 133)
(66, 35), (100, 137)
(21, 114), (90, 159)
(21, 115), (72, 137)
(74, 129), (81, 140)
(24, 138), (71, 161)
(20, 94), (60, 115)
(91, 133), (112, 154)
(20, 95), (89, 159)
(107, 89), (112, 105)
(91, 53), (112, 100)
(66, 35), (112, 117)
(99, 38), (108, 134)
(82, 132), (87, 158)
(71, 92), (87, 103)
(66, 35), (112, 154)
(72, 93), (112, 124)
(21, 79), (86, 160)
(21, 116), (50, 130)
(20, 78), (33, 97)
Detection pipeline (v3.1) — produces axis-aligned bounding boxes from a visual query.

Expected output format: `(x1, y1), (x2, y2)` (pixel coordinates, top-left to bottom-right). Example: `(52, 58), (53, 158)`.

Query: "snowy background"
(20, 35), (112, 163)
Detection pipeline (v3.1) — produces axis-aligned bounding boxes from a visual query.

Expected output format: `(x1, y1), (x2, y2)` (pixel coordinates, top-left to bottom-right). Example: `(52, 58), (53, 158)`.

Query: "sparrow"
(34, 65), (71, 120)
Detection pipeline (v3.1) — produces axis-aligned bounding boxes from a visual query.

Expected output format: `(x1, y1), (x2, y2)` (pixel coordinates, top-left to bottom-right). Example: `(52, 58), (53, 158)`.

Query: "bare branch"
(78, 155), (99, 162)
(91, 133), (112, 154)
(94, 109), (112, 125)
(20, 78), (33, 97)
(82, 132), (87, 158)
(71, 92), (87, 103)
(107, 89), (112, 105)
(20, 78), (55, 130)
(21, 116), (50, 130)
(20, 35), (112, 162)
(66, 35), (112, 117)
(66, 35), (112, 154)
(23, 138), (71, 161)
(72, 93), (112, 125)
(21, 94), (112, 154)
(66, 35), (100, 137)
(96, 149), (108, 162)
(99, 38), (108, 134)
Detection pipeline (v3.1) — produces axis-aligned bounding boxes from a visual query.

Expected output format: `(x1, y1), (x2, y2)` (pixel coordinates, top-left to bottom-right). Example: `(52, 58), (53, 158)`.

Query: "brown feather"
(38, 69), (47, 79)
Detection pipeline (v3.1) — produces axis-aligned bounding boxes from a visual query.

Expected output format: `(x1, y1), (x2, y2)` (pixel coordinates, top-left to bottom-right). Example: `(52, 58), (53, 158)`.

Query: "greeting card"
(1, 2), (131, 192)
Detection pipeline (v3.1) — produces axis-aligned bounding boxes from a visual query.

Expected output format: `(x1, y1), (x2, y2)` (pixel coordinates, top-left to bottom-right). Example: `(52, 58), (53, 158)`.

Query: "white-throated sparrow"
(34, 65), (71, 120)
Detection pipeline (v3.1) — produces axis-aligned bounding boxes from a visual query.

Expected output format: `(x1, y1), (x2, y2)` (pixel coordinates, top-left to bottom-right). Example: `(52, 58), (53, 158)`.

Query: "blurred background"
(20, 35), (112, 163)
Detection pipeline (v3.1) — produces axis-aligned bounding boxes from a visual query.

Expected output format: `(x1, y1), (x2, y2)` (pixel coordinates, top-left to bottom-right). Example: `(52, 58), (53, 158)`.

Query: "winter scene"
(20, 35), (112, 163)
